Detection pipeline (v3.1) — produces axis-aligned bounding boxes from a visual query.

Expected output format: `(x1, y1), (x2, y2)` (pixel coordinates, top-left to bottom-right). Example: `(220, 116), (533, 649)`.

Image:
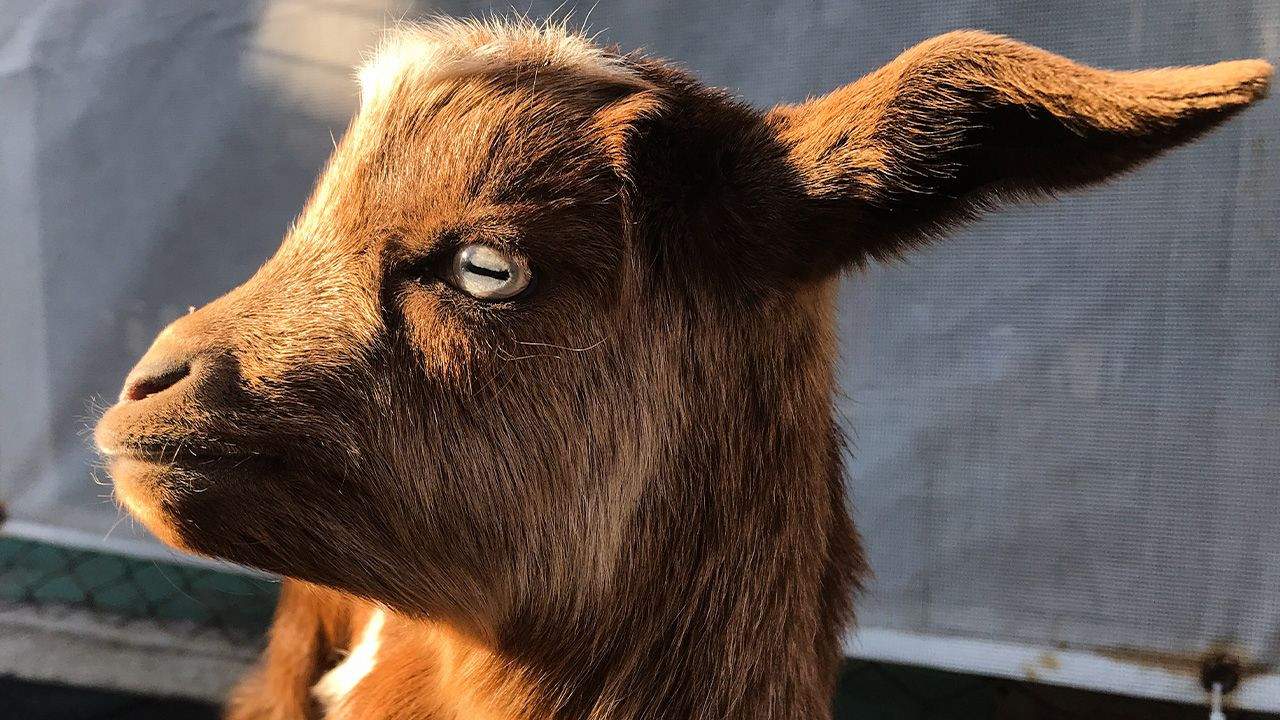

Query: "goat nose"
(121, 357), (192, 403)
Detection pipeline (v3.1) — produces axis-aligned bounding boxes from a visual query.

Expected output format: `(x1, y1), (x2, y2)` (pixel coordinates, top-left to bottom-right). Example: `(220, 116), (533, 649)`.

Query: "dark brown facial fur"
(94, 18), (1271, 720)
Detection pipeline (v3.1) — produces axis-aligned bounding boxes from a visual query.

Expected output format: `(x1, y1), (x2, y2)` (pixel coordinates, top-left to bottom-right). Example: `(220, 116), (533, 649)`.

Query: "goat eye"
(448, 244), (531, 301)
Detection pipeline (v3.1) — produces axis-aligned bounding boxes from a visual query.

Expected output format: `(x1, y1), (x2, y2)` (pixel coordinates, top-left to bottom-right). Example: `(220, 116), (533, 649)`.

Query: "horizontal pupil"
(463, 260), (510, 281)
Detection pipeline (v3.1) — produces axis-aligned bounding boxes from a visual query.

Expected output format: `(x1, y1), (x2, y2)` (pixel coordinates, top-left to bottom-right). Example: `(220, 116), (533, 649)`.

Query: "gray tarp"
(2, 0), (1277, 707)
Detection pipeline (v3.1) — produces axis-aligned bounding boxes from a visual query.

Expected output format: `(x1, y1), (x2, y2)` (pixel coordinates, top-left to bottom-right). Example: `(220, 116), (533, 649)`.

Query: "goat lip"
(101, 439), (276, 469)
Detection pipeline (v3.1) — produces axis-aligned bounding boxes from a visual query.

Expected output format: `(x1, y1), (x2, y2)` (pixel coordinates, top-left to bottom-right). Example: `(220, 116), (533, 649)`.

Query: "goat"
(95, 18), (1271, 720)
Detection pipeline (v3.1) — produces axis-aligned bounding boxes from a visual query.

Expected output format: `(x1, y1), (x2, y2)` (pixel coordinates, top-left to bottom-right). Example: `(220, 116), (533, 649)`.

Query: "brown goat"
(94, 19), (1271, 720)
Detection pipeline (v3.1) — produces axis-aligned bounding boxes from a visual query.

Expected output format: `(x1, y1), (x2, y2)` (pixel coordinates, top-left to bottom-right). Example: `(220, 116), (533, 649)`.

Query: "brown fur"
(94, 19), (1270, 720)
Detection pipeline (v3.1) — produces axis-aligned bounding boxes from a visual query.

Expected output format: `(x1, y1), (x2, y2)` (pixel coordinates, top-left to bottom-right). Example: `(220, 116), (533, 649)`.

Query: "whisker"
(103, 511), (129, 542)
(512, 337), (608, 353)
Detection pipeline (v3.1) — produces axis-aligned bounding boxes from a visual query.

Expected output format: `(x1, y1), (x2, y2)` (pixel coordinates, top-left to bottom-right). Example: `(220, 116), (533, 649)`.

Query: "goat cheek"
(401, 302), (477, 376)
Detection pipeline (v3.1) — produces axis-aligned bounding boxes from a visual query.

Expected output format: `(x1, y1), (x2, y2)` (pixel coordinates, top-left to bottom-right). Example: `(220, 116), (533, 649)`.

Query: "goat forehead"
(267, 21), (638, 309)
(348, 20), (643, 209)
(298, 81), (624, 269)
(357, 18), (638, 110)
(283, 98), (561, 263)
(365, 87), (590, 197)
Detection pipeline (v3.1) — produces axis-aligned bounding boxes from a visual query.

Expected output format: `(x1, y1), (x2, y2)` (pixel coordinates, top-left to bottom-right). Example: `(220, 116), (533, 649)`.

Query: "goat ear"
(767, 30), (1272, 266)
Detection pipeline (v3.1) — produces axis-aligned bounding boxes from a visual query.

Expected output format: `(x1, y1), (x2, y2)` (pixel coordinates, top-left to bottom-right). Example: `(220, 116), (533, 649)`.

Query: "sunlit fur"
(94, 18), (1270, 720)
(358, 18), (643, 108)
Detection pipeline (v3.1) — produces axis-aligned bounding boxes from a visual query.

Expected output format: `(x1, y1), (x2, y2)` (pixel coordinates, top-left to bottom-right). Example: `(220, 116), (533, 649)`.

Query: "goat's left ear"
(767, 30), (1272, 267)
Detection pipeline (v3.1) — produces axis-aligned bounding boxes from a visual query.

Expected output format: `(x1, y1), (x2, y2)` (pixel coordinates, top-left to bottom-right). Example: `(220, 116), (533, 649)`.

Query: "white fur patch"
(357, 17), (641, 108)
(313, 608), (386, 716)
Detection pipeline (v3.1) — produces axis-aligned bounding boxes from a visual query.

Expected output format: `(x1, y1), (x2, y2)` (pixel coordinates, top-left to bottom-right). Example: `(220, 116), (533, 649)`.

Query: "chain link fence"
(0, 537), (276, 647)
(2, 535), (1276, 720)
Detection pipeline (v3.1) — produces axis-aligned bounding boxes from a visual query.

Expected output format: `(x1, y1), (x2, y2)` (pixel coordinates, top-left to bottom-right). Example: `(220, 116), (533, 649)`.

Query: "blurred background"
(1, 1), (1277, 718)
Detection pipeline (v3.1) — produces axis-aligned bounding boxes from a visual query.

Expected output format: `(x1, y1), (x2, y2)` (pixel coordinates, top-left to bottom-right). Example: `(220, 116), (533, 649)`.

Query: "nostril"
(123, 363), (191, 402)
